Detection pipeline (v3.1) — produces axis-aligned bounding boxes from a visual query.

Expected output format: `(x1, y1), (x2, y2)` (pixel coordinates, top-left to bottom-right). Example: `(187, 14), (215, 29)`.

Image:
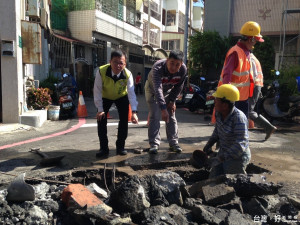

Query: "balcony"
(67, 0), (143, 46)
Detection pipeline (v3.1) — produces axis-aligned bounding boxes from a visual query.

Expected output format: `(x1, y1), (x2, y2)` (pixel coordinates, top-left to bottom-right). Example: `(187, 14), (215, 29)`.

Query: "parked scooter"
(258, 71), (300, 121)
(55, 74), (77, 119)
(188, 77), (218, 114)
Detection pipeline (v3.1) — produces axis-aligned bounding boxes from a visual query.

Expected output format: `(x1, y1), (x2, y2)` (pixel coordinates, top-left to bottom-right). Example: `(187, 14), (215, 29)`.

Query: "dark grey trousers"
(145, 81), (178, 147)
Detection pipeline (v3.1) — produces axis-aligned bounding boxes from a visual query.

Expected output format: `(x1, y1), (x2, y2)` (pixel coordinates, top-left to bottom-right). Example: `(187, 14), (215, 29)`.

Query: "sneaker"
(149, 145), (158, 154)
(96, 148), (109, 158)
(169, 144), (182, 153)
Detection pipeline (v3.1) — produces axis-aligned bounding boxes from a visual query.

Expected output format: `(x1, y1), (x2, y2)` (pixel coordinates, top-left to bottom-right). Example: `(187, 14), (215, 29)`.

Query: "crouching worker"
(203, 84), (251, 178)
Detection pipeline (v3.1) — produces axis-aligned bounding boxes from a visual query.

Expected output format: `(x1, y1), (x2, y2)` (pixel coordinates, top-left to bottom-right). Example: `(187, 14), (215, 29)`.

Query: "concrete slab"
(19, 109), (47, 127)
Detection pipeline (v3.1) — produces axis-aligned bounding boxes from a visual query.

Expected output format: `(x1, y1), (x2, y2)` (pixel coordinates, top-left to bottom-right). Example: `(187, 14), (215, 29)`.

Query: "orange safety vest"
(250, 53), (263, 87)
(219, 45), (254, 100)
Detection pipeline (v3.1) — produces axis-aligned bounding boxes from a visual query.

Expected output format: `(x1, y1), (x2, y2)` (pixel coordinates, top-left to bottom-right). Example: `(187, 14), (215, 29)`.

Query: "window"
(161, 40), (180, 51)
(167, 10), (176, 26)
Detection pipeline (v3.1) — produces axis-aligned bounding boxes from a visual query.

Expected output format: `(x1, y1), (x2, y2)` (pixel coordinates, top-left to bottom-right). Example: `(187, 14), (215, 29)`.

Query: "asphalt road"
(0, 94), (300, 187)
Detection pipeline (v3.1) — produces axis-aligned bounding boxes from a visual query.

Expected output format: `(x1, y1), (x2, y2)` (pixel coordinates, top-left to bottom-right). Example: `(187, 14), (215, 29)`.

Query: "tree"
(188, 31), (231, 84)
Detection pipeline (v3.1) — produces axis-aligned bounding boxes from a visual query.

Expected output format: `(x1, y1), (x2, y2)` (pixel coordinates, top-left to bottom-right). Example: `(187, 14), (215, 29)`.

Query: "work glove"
(203, 139), (216, 155)
(203, 145), (213, 155)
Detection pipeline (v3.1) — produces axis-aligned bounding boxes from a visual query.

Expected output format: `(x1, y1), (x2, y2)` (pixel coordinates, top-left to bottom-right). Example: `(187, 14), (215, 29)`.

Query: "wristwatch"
(132, 110), (138, 114)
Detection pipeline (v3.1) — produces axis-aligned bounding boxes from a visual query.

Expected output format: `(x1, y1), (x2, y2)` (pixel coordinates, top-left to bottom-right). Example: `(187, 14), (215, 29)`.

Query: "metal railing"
(67, 0), (136, 24)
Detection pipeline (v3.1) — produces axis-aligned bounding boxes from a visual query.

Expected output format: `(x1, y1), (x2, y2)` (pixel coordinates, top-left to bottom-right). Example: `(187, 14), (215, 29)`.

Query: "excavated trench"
(1, 159), (299, 225)
(29, 160), (271, 188)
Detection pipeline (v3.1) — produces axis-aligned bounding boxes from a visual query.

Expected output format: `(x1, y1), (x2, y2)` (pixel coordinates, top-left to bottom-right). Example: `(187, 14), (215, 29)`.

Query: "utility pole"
(147, 0), (151, 45)
(183, 0), (190, 65)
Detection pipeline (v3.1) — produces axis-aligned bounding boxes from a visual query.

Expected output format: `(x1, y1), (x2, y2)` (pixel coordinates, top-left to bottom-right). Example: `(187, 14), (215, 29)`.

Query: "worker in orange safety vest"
(217, 21), (265, 118)
(249, 53), (277, 140)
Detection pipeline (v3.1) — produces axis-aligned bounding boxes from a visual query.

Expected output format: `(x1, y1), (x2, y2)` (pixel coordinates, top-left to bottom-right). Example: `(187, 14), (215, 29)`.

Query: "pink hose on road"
(0, 118), (86, 150)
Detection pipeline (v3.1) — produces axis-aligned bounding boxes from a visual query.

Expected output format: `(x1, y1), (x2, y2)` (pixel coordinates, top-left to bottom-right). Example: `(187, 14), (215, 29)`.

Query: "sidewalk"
(0, 123), (33, 133)
(0, 93), (148, 135)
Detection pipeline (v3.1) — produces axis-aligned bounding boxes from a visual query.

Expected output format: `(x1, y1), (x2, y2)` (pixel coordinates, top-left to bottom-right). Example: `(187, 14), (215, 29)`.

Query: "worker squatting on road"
(203, 84), (251, 178)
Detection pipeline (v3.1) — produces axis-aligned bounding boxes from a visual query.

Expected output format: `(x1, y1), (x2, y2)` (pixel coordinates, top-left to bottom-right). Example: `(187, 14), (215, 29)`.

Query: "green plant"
(188, 30), (231, 83)
(40, 75), (59, 104)
(27, 88), (52, 110)
(277, 65), (300, 96)
(40, 75), (59, 91)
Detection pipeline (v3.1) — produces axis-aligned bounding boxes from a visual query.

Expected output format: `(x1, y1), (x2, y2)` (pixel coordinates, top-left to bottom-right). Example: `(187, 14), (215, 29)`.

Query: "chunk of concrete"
(226, 209), (256, 225)
(188, 175), (226, 198)
(86, 183), (108, 199)
(225, 174), (281, 197)
(202, 183), (236, 206)
(287, 195), (300, 209)
(241, 198), (268, 217)
(217, 197), (243, 213)
(192, 204), (228, 224)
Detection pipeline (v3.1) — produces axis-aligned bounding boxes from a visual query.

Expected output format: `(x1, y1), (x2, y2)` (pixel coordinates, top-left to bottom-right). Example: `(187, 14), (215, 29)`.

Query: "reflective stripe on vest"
(100, 64), (130, 100)
(219, 45), (253, 100)
(250, 53), (263, 87)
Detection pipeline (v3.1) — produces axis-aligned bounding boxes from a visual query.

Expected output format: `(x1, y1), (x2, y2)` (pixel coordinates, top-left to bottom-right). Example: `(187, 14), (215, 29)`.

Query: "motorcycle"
(54, 74), (77, 119)
(176, 83), (201, 105)
(258, 72), (300, 122)
(187, 77), (218, 114)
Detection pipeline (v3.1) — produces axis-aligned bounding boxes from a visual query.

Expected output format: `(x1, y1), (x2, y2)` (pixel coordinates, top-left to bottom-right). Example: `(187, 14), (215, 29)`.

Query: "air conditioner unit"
(40, 8), (48, 28)
(26, 0), (40, 18)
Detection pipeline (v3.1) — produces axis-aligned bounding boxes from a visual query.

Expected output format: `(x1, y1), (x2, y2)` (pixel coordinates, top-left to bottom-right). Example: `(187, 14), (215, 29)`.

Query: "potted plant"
(27, 87), (52, 110)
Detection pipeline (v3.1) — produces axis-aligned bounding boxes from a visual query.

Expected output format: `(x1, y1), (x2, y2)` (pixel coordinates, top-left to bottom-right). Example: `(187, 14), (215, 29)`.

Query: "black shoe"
(117, 149), (127, 155)
(96, 148), (109, 158)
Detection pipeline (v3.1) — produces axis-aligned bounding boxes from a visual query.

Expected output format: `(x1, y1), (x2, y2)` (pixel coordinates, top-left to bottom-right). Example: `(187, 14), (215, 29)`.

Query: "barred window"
(178, 11), (184, 31)
(161, 40), (180, 51)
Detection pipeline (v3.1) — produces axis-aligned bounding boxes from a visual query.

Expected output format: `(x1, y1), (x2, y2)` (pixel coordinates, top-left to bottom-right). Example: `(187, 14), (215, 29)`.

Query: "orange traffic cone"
(249, 119), (255, 129)
(210, 107), (216, 125)
(77, 91), (88, 118)
(128, 104), (132, 122)
(107, 112), (113, 119)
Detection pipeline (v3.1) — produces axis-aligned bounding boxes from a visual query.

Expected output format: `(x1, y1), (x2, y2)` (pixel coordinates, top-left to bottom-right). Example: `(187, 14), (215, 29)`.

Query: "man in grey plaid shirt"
(144, 50), (187, 154)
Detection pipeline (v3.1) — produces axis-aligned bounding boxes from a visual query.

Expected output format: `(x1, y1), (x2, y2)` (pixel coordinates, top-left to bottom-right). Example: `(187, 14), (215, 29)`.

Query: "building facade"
(0, 0), (51, 123)
(0, 0), (201, 124)
(204, 0), (300, 69)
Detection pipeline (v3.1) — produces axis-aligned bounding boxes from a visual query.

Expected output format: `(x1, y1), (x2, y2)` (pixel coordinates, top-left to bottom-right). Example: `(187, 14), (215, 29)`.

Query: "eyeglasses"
(112, 60), (125, 66)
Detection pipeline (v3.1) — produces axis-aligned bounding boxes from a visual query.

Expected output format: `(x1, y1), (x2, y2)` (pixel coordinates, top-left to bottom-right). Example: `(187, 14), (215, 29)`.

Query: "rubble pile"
(0, 171), (299, 225)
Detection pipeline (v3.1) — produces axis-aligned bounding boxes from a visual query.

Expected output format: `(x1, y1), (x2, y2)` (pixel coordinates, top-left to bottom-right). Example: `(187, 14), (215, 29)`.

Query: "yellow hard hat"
(240, 21), (264, 42)
(213, 84), (240, 102)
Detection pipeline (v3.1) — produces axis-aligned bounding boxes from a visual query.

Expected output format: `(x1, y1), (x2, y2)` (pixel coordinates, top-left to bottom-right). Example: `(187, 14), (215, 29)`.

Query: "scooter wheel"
(188, 99), (198, 112)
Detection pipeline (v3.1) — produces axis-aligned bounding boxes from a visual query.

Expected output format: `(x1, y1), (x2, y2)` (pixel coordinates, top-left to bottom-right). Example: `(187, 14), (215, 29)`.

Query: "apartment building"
(204, 0), (300, 69)
(0, 0), (201, 124)
(0, 0), (51, 123)
(141, 0), (203, 76)
(53, 0), (202, 91)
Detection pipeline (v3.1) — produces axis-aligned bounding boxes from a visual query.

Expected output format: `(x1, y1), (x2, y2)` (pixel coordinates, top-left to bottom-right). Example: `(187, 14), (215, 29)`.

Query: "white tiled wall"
(68, 9), (143, 46)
